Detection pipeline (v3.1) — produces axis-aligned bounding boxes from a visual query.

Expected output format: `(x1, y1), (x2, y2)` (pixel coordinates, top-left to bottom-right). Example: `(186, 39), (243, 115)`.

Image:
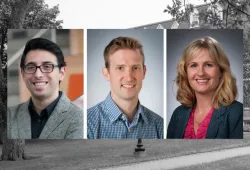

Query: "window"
(192, 14), (199, 27)
(12, 31), (27, 39)
(189, 8), (199, 28)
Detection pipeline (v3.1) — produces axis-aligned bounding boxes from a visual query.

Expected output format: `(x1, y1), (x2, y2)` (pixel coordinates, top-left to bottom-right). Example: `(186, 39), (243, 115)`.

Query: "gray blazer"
(7, 92), (83, 139)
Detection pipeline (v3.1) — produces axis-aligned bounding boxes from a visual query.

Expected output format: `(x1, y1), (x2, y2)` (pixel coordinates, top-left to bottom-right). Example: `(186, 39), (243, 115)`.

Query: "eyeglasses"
(23, 64), (60, 74)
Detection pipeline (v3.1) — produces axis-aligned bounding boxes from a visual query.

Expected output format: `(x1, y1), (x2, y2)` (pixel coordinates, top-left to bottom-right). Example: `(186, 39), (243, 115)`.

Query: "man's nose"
(124, 69), (133, 80)
(34, 67), (43, 77)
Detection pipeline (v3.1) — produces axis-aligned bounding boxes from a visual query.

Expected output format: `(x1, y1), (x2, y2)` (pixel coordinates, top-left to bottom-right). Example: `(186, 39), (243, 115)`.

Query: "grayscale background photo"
(166, 29), (243, 125)
(87, 29), (164, 118)
(2, 0), (250, 170)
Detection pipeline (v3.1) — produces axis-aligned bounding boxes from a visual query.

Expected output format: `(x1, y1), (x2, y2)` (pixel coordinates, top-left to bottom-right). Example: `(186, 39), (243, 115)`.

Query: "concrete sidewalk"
(104, 146), (250, 170)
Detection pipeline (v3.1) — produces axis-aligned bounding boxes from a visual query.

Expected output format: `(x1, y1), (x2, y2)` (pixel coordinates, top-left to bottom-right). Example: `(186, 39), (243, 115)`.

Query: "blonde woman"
(167, 37), (243, 139)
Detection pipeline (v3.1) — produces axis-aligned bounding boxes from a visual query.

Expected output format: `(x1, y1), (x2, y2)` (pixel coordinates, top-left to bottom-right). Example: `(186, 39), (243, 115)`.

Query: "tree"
(164, 0), (250, 29)
(0, 0), (63, 160)
(0, 28), (7, 146)
(23, 0), (63, 28)
(164, 0), (250, 107)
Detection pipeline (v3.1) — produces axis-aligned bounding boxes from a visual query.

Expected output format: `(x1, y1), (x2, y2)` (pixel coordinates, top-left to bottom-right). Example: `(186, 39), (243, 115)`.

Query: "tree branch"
(226, 0), (250, 17)
(226, 2), (229, 28)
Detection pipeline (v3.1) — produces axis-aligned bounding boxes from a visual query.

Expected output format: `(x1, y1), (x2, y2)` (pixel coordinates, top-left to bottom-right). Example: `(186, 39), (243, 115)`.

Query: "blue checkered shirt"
(87, 93), (163, 139)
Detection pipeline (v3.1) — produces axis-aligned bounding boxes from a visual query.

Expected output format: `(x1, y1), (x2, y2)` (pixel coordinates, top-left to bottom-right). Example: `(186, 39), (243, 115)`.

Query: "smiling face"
(186, 48), (221, 97)
(102, 49), (146, 102)
(21, 49), (65, 101)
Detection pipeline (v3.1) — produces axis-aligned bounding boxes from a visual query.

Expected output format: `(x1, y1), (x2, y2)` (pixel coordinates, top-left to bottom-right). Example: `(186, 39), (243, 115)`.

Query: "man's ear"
(143, 65), (147, 79)
(59, 66), (66, 81)
(20, 68), (24, 78)
(102, 67), (110, 81)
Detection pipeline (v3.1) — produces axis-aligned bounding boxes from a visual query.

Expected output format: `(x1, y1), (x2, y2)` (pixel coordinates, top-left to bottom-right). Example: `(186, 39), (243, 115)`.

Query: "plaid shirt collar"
(103, 93), (149, 125)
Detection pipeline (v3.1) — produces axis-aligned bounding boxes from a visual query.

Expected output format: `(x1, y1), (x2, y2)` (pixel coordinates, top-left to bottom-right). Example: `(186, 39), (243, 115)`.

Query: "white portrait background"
(87, 29), (164, 117)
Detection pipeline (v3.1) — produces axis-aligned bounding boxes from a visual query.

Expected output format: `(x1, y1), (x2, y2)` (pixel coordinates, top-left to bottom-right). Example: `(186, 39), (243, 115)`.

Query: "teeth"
(122, 85), (134, 88)
(197, 80), (208, 83)
(34, 82), (46, 86)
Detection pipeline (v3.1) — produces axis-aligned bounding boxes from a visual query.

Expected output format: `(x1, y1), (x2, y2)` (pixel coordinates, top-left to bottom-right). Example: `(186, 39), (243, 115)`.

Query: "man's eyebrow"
(115, 64), (126, 67)
(115, 64), (142, 66)
(42, 61), (54, 64)
(25, 61), (54, 65)
(25, 62), (36, 65)
(132, 64), (142, 67)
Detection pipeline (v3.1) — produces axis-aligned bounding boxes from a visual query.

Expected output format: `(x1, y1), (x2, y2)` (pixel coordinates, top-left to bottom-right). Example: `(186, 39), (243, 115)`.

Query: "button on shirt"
(87, 93), (163, 139)
(28, 92), (62, 139)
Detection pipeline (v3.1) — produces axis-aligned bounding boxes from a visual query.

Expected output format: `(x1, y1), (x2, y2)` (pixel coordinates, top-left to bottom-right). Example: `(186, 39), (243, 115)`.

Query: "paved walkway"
(105, 146), (250, 170)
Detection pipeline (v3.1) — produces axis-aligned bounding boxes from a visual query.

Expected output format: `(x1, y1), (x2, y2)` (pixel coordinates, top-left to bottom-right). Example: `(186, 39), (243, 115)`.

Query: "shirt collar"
(28, 91), (62, 118)
(137, 104), (149, 125)
(126, 104), (148, 128)
(103, 93), (148, 124)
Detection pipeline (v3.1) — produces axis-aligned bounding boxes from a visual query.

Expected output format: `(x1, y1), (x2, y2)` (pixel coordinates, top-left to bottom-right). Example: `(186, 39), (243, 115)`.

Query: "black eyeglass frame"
(23, 64), (61, 74)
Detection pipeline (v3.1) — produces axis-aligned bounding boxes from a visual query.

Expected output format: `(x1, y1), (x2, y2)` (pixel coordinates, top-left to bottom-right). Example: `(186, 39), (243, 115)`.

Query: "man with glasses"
(7, 38), (83, 139)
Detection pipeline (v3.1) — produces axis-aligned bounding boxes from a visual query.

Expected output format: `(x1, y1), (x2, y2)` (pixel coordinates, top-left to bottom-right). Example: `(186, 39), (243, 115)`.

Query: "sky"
(44, 0), (205, 28)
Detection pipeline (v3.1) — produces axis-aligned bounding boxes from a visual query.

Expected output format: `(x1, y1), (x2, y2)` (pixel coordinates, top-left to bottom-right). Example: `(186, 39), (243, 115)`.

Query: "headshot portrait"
(167, 29), (243, 139)
(87, 29), (164, 139)
(7, 29), (84, 139)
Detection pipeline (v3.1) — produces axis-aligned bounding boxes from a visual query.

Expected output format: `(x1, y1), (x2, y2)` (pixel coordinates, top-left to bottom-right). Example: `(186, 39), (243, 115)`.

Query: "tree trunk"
(0, 34), (26, 160)
(1, 0), (63, 161)
(0, 0), (33, 160)
(1, 129), (26, 160)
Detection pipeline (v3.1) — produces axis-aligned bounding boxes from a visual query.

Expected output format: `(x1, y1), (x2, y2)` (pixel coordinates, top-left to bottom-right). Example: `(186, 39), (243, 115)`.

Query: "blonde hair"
(103, 36), (144, 68)
(176, 37), (237, 109)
